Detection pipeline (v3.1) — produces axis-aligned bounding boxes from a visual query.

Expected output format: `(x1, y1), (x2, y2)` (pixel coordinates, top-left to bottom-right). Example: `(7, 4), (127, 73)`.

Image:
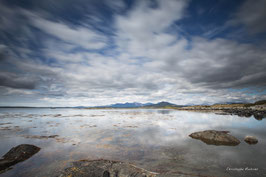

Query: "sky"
(0, 0), (266, 107)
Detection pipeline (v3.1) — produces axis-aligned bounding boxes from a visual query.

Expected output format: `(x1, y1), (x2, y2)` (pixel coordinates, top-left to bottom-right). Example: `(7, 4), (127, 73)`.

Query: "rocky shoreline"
(176, 104), (266, 120)
(222, 109), (266, 120)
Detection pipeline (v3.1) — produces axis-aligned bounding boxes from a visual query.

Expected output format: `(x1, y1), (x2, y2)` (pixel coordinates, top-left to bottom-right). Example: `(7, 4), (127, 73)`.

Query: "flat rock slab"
(0, 144), (40, 171)
(244, 136), (258, 144)
(59, 159), (215, 177)
(59, 159), (158, 177)
(189, 130), (240, 146)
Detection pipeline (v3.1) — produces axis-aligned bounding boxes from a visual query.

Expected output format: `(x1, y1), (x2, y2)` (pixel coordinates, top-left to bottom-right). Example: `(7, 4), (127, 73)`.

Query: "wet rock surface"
(0, 144), (40, 171)
(189, 130), (240, 146)
(59, 159), (158, 177)
(244, 136), (258, 144)
(58, 159), (214, 177)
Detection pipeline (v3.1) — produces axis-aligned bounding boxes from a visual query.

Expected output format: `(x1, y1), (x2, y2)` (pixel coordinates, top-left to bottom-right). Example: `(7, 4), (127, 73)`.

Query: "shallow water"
(0, 108), (265, 177)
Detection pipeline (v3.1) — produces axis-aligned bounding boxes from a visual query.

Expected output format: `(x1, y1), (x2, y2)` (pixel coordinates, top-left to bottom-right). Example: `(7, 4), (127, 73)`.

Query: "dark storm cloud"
(0, 44), (8, 61)
(230, 0), (266, 34)
(174, 39), (266, 89)
(0, 72), (36, 89)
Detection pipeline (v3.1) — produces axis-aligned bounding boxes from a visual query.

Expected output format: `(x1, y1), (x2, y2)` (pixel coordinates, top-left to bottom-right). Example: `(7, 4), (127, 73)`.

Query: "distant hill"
(94, 101), (178, 108)
(108, 102), (153, 108)
(254, 100), (266, 105)
(143, 101), (178, 108)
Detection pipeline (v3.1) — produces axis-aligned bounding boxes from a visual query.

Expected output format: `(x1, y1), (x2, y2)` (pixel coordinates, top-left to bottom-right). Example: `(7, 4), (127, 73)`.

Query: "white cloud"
(28, 12), (107, 50)
(115, 0), (187, 57)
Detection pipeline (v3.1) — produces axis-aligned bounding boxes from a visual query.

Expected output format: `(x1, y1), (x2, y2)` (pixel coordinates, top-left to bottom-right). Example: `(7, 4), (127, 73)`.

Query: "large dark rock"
(0, 144), (40, 171)
(59, 159), (158, 177)
(189, 130), (240, 146)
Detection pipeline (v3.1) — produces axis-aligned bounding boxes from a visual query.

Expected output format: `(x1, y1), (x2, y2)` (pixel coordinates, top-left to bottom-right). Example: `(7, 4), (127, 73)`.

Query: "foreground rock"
(59, 159), (215, 177)
(59, 159), (158, 177)
(189, 130), (240, 146)
(244, 136), (258, 144)
(0, 144), (40, 171)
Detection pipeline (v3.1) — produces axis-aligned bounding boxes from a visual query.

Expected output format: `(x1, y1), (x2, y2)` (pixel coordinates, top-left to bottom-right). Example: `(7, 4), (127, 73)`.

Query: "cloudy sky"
(0, 0), (266, 107)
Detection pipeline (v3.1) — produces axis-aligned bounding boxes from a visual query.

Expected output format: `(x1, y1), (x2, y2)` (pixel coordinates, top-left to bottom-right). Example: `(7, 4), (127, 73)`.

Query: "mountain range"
(94, 101), (182, 108)
(1, 100), (265, 108)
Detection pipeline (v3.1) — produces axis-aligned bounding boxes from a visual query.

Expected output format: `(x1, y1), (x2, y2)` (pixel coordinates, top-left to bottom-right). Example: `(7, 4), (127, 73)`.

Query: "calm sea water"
(0, 108), (265, 177)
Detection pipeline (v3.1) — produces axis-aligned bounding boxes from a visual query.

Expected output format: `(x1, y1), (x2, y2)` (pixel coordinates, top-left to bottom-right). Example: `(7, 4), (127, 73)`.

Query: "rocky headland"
(176, 100), (266, 120)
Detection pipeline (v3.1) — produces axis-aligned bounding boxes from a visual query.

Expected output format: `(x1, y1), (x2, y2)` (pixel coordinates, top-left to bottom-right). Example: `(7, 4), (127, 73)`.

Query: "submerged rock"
(0, 144), (40, 171)
(244, 136), (258, 144)
(59, 159), (158, 177)
(22, 135), (59, 139)
(189, 130), (240, 146)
